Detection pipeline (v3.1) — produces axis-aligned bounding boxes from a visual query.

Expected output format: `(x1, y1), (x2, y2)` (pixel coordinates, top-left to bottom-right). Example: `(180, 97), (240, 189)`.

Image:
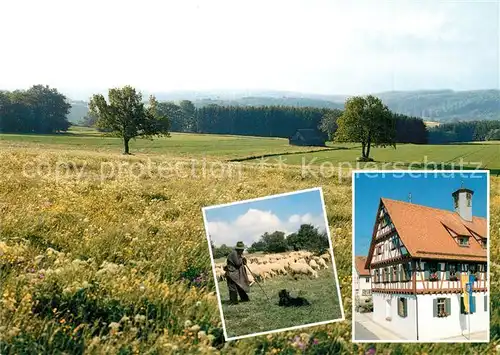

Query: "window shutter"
(433, 298), (438, 317)
(424, 264), (430, 280)
(407, 262), (412, 280)
(456, 263), (461, 278)
(460, 297), (465, 314)
(404, 299), (408, 317)
(445, 298), (451, 315)
(471, 296), (476, 314)
(485, 295), (488, 312)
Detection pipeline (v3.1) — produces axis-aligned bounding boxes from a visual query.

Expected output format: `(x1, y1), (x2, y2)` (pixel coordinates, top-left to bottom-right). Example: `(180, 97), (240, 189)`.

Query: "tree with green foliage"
(247, 240), (266, 253)
(286, 224), (330, 255)
(319, 109), (342, 141)
(213, 244), (233, 259)
(88, 86), (169, 154)
(261, 231), (288, 253)
(486, 128), (500, 141)
(157, 102), (185, 132)
(179, 100), (196, 132)
(0, 85), (71, 133)
(335, 95), (396, 161)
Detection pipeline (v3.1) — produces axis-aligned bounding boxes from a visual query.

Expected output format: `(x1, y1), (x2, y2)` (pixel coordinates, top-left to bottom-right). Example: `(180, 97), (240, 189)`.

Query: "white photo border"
(350, 169), (491, 344)
(201, 186), (346, 342)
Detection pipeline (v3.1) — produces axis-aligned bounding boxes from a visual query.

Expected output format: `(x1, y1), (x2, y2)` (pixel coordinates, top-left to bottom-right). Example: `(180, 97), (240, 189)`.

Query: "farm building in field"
(288, 129), (326, 147)
(365, 187), (488, 341)
(354, 255), (372, 305)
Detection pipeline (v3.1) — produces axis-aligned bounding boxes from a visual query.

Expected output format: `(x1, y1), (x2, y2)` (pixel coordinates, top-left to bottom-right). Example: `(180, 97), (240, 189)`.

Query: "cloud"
(207, 208), (326, 247)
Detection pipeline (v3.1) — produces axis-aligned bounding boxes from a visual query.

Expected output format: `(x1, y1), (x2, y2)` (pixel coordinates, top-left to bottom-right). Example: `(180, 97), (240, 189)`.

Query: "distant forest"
(1, 85), (499, 144)
(65, 89), (500, 124)
(136, 103), (429, 144)
(428, 120), (500, 143)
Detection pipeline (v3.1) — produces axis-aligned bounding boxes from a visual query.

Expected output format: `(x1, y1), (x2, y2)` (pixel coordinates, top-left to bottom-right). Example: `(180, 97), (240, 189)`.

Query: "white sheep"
(287, 262), (318, 279)
(315, 256), (328, 269)
(309, 259), (320, 270)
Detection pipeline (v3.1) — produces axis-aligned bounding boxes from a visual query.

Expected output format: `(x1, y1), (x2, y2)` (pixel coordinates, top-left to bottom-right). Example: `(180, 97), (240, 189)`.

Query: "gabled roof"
(294, 129), (324, 141)
(355, 256), (370, 276)
(366, 198), (487, 266)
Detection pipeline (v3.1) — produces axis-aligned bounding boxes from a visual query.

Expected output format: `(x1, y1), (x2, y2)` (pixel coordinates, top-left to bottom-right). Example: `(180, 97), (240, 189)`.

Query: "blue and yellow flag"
(462, 273), (469, 313)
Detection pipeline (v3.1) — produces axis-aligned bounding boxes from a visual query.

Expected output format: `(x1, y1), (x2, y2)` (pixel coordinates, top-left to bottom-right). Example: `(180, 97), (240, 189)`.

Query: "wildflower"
(190, 324), (201, 333)
(198, 330), (207, 339)
(7, 327), (20, 337)
(196, 301), (202, 307)
(109, 322), (120, 330)
(120, 315), (130, 323)
(184, 320), (192, 328)
(134, 314), (146, 323)
(365, 346), (376, 355)
(90, 336), (100, 346)
(313, 338), (319, 345)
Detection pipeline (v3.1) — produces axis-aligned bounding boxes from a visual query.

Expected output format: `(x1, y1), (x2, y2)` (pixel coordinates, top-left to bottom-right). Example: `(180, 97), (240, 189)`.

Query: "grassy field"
(1, 128), (499, 172)
(217, 270), (343, 339)
(0, 130), (499, 354)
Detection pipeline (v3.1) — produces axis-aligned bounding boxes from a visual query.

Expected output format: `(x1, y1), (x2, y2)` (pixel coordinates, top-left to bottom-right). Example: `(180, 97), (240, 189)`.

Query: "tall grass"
(0, 141), (498, 354)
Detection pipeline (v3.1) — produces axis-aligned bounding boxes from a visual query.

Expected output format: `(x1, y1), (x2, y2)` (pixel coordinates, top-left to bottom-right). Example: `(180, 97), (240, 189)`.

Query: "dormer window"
(466, 192), (472, 207)
(458, 236), (469, 247)
(480, 239), (487, 249)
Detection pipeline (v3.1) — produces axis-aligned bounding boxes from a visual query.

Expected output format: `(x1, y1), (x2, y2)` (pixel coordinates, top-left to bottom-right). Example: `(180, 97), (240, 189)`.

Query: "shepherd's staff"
(244, 263), (271, 302)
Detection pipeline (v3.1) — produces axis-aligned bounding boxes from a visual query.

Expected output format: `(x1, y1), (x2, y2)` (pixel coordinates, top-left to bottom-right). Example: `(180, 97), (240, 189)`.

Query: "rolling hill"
(67, 89), (499, 124)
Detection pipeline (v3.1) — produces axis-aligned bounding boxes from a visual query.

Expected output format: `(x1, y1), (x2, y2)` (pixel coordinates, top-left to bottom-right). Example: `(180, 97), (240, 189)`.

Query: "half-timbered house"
(365, 187), (488, 340)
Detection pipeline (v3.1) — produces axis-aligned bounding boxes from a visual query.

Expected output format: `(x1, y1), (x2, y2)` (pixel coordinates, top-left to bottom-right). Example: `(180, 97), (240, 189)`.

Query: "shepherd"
(224, 241), (250, 305)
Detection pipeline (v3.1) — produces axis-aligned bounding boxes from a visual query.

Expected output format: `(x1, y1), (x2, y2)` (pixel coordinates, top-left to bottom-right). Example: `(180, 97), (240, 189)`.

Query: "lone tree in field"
(88, 86), (169, 154)
(334, 95), (396, 161)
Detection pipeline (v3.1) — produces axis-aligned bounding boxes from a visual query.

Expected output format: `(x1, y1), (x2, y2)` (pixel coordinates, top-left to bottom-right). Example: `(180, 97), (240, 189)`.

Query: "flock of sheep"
(214, 250), (331, 285)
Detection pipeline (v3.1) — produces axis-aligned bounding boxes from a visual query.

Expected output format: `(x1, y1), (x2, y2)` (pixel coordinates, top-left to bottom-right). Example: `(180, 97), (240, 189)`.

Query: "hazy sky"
(1, 0), (499, 99)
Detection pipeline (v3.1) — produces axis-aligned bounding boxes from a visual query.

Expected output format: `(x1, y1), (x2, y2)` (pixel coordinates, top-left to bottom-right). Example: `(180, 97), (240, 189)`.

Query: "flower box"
(438, 311), (448, 318)
(449, 275), (458, 281)
(429, 273), (439, 281)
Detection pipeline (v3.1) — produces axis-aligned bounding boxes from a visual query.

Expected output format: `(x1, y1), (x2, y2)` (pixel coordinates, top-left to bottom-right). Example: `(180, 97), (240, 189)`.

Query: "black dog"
(278, 289), (311, 307)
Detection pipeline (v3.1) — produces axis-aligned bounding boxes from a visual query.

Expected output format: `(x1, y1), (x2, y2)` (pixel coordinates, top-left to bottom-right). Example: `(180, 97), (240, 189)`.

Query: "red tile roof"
(372, 198), (487, 264)
(355, 256), (370, 276)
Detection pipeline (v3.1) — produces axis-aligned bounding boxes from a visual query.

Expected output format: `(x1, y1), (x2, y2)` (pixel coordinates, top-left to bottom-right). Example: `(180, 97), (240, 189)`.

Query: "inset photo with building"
(202, 187), (344, 341)
(352, 170), (489, 343)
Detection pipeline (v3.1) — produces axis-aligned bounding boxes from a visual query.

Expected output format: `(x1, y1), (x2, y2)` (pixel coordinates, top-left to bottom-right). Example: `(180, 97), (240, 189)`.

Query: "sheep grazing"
(320, 253), (330, 263)
(268, 262), (287, 276)
(287, 262), (318, 279)
(315, 256), (328, 269)
(214, 250), (329, 283)
(309, 259), (320, 270)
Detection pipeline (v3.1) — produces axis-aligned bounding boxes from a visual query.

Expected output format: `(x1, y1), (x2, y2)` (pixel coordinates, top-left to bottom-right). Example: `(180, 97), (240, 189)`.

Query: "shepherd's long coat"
(225, 250), (250, 293)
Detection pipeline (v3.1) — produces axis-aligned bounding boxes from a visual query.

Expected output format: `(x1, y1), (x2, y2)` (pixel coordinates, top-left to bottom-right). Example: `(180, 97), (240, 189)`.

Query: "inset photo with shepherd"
(202, 187), (344, 341)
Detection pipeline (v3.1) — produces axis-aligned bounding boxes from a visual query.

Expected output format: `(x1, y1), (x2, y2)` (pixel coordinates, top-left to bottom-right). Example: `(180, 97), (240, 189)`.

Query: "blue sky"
(1, 0), (498, 99)
(204, 189), (327, 247)
(354, 172), (488, 256)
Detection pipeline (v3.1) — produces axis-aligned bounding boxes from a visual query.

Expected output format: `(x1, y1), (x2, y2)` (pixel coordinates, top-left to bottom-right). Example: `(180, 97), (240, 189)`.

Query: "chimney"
(452, 187), (473, 222)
